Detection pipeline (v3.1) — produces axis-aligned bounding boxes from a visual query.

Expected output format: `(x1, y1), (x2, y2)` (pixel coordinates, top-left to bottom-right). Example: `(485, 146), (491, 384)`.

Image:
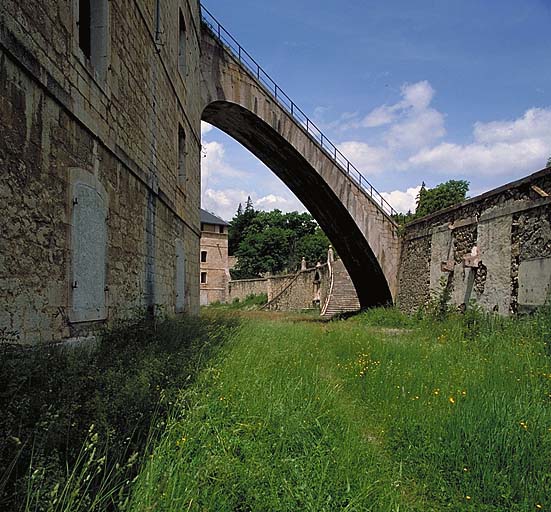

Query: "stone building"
(199, 209), (229, 305)
(0, 0), (202, 344)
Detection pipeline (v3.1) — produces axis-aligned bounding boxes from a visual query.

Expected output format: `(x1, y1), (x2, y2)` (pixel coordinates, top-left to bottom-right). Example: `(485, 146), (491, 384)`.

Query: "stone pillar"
(327, 245), (334, 263)
(266, 272), (273, 301)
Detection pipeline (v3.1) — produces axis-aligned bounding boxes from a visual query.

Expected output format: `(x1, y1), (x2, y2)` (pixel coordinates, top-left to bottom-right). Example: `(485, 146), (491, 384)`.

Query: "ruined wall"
(398, 168), (551, 315)
(264, 265), (330, 312)
(0, 0), (202, 344)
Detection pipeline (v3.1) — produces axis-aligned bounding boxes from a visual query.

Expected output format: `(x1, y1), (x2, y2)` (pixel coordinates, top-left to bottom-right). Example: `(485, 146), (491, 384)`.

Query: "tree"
(230, 205), (331, 279)
(415, 179), (469, 218)
(228, 197), (258, 255)
(546, 156), (551, 168)
(392, 180), (470, 226)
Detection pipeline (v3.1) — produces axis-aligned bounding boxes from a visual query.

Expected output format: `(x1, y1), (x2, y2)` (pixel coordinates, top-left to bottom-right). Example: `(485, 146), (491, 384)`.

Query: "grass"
(208, 293), (269, 311)
(0, 314), (238, 512)
(125, 307), (551, 511)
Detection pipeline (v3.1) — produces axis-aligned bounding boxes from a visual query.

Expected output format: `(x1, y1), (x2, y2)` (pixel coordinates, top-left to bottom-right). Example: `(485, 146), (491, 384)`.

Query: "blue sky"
(200, 0), (551, 220)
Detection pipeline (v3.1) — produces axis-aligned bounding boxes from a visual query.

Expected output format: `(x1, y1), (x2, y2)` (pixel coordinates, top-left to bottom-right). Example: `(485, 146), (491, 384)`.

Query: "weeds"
(0, 314), (238, 512)
(126, 308), (551, 511)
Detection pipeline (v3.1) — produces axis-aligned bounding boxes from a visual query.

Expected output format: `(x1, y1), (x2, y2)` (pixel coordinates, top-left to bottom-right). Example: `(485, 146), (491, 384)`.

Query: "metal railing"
(200, 5), (398, 219)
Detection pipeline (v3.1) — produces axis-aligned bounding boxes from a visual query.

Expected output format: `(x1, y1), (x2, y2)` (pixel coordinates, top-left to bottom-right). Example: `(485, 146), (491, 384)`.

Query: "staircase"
(321, 259), (361, 318)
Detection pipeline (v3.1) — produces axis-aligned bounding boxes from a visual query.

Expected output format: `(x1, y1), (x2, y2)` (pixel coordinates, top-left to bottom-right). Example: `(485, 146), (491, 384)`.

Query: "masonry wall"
(397, 168), (551, 315)
(265, 265), (330, 312)
(200, 230), (229, 305)
(0, 0), (202, 344)
(228, 274), (299, 303)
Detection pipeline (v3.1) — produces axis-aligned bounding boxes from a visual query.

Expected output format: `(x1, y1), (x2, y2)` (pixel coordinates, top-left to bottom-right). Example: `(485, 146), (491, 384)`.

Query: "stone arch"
(200, 26), (401, 308)
(202, 100), (393, 308)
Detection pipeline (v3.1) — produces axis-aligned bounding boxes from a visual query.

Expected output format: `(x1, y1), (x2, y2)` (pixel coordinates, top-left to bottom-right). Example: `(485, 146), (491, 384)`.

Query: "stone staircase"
(321, 259), (361, 318)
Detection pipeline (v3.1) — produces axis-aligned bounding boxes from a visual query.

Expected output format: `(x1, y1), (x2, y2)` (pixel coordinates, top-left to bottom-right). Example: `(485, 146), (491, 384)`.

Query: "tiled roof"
(200, 208), (229, 226)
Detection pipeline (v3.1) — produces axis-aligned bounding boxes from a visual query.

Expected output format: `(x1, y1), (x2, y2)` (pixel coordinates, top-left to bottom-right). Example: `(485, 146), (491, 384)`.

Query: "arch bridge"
(199, 7), (401, 307)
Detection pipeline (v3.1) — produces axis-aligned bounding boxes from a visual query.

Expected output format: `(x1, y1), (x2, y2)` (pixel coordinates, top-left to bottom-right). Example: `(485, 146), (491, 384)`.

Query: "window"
(78, 0), (91, 58)
(201, 272), (207, 284)
(219, 225), (225, 234)
(178, 10), (186, 75)
(178, 124), (186, 183)
(77, 0), (109, 79)
(201, 251), (207, 263)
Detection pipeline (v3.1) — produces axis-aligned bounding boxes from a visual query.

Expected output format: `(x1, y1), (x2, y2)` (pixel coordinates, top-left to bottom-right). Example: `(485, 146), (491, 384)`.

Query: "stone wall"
(265, 265), (330, 312)
(228, 278), (269, 302)
(398, 167), (551, 315)
(0, 0), (202, 344)
(200, 230), (229, 305)
(228, 265), (330, 312)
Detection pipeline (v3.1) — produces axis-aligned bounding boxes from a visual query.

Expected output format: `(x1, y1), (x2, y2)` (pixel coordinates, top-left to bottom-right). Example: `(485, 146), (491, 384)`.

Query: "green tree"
(546, 156), (551, 168)
(228, 197), (258, 256)
(415, 179), (469, 218)
(392, 180), (469, 227)
(231, 207), (331, 279)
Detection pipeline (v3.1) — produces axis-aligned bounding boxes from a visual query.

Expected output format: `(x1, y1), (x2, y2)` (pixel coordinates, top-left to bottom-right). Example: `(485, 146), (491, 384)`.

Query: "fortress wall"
(398, 167), (551, 315)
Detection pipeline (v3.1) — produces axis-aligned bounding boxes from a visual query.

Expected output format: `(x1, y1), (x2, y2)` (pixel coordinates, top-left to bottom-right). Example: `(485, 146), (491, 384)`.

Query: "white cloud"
(200, 131), (306, 219)
(402, 80), (435, 111)
(385, 108), (446, 151)
(363, 105), (398, 128)
(409, 107), (551, 176)
(409, 138), (548, 176)
(256, 194), (305, 212)
(201, 140), (250, 196)
(202, 189), (305, 221)
(336, 82), (550, 187)
(381, 186), (421, 214)
(202, 188), (250, 220)
(336, 141), (390, 174)
(473, 108), (551, 144)
(201, 121), (213, 135)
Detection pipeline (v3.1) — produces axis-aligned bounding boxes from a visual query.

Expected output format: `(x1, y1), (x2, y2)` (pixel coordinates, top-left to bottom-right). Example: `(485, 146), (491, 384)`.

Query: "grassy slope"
(128, 310), (551, 512)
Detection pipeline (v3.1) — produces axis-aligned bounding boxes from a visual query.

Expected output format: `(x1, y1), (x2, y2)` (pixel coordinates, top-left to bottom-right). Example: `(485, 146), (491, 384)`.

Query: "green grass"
(0, 314), (238, 512)
(126, 308), (551, 511)
(207, 293), (269, 311)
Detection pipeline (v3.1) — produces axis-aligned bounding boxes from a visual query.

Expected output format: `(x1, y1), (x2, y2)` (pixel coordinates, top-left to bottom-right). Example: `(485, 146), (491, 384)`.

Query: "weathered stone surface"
(518, 258), (551, 309)
(398, 168), (551, 315)
(0, 0), (202, 344)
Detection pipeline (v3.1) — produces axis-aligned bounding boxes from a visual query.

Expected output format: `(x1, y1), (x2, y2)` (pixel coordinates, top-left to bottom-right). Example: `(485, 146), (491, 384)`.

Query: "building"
(0, 0), (202, 344)
(200, 209), (230, 305)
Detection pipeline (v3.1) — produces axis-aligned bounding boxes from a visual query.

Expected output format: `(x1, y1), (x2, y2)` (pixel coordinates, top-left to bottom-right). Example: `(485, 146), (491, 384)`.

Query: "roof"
(200, 208), (229, 226)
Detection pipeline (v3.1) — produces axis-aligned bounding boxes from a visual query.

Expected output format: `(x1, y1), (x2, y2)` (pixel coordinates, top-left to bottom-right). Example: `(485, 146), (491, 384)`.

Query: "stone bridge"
(199, 11), (401, 307)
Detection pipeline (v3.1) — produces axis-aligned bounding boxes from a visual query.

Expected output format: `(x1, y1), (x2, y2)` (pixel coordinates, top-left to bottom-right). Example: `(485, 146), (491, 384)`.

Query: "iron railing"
(200, 5), (398, 219)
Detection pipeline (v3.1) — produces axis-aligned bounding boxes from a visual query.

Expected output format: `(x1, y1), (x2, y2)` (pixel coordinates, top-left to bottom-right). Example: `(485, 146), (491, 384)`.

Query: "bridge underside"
(202, 101), (393, 308)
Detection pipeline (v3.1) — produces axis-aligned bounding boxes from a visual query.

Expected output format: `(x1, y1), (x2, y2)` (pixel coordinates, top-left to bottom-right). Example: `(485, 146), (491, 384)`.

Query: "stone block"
(518, 258), (551, 308)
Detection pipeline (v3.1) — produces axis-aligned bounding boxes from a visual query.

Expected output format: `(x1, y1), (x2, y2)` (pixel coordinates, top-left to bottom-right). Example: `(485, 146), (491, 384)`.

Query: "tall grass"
(127, 308), (551, 511)
(0, 314), (238, 512)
